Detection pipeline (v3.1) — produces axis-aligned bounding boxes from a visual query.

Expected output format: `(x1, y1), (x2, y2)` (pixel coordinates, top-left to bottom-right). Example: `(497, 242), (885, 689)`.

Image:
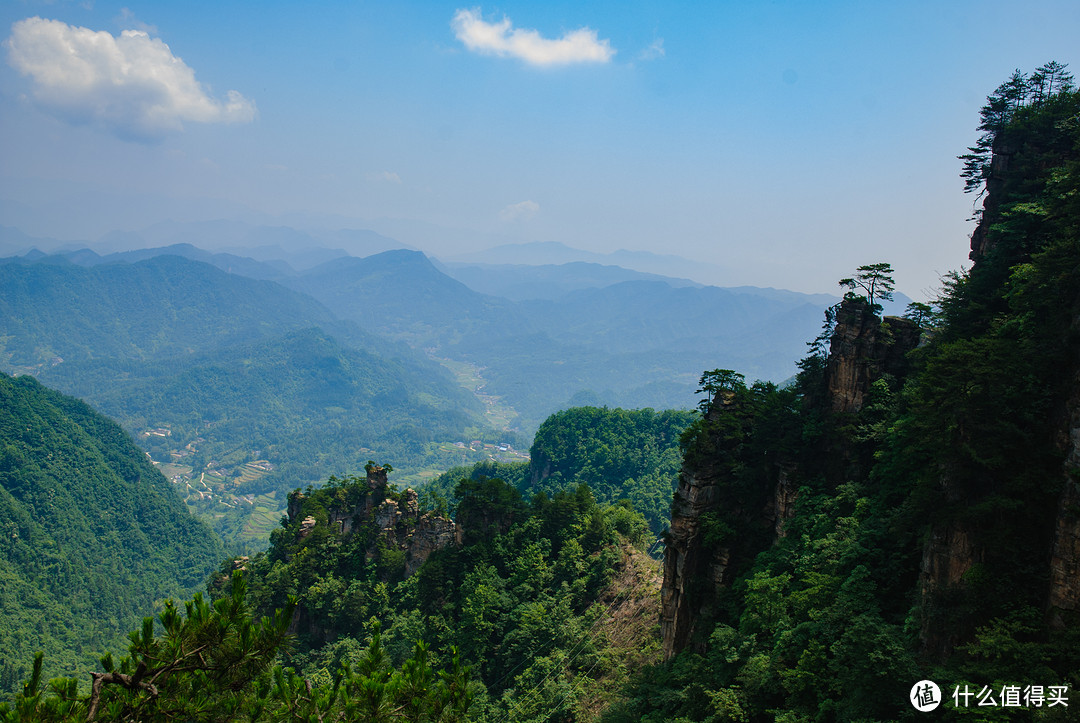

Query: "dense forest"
(0, 373), (224, 693)
(3, 63), (1079, 721)
(0, 255), (503, 549)
(422, 406), (696, 536)
(613, 62), (1080, 721)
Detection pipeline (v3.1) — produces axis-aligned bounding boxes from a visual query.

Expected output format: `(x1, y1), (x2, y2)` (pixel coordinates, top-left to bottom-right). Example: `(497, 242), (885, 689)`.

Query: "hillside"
(0, 373), (225, 693)
(236, 465), (661, 721)
(424, 406), (697, 538)
(0, 255), (502, 549)
(285, 249), (835, 430)
(615, 64), (1080, 722)
(0, 254), (338, 374)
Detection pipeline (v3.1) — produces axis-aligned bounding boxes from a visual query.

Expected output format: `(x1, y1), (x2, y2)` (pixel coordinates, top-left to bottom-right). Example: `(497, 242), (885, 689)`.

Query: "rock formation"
(825, 298), (920, 413)
(286, 464), (457, 578)
(661, 301), (921, 660)
(1047, 356), (1080, 628)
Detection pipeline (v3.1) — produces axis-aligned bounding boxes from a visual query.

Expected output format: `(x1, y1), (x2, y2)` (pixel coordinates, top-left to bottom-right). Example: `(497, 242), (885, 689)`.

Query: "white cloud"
(381, 171), (402, 184)
(451, 8), (614, 67)
(500, 200), (540, 221)
(5, 17), (256, 141)
(639, 38), (665, 61)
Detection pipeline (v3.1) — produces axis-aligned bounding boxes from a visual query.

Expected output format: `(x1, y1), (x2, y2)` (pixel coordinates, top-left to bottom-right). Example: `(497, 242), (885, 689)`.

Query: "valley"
(1, 49), (1078, 722)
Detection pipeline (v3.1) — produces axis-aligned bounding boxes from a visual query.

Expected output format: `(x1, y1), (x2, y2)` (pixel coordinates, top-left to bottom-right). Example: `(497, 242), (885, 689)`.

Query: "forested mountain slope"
(423, 406), (698, 538)
(234, 465), (660, 721)
(0, 255), (337, 374)
(616, 63), (1080, 722)
(0, 254), (496, 549)
(0, 373), (225, 694)
(287, 249), (832, 429)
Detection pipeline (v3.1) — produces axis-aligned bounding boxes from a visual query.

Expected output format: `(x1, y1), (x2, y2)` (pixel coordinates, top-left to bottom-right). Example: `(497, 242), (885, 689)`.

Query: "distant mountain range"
(0, 253), (497, 549)
(1, 227), (888, 547)
(443, 240), (727, 283)
(2, 228), (860, 432)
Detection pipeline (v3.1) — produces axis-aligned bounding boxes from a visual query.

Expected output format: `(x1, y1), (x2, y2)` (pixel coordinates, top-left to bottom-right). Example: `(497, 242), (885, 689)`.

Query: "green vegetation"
(0, 255), (337, 373)
(837, 262), (895, 311)
(422, 406), (697, 536)
(235, 470), (658, 721)
(608, 64), (1080, 722)
(528, 407), (696, 535)
(5, 63), (1079, 723)
(2, 574), (473, 723)
(0, 254), (503, 551)
(0, 373), (225, 694)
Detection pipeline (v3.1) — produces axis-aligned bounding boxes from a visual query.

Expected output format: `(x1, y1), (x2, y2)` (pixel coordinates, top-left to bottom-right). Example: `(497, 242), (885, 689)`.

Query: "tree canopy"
(838, 262), (895, 311)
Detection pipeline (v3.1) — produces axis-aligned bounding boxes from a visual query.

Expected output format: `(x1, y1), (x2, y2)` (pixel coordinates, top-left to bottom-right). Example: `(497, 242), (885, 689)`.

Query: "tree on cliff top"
(838, 262), (895, 312)
(959, 61), (1074, 197)
(696, 368), (746, 413)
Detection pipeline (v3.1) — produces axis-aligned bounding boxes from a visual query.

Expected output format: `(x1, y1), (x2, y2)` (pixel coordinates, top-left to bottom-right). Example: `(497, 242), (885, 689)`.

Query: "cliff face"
(661, 399), (799, 659)
(660, 419), (727, 659)
(1047, 337), (1080, 628)
(284, 465), (458, 640)
(287, 465), (457, 578)
(825, 298), (921, 413)
(660, 301), (921, 660)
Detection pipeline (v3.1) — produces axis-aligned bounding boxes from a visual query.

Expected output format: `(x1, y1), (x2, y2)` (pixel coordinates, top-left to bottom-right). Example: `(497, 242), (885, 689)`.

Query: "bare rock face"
(660, 396), (796, 660)
(661, 463), (724, 659)
(286, 465), (457, 577)
(1048, 478), (1080, 625)
(918, 511), (981, 658)
(405, 514), (458, 577)
(826, 298), (921, 413)
(969, 138), (1015, 263)
(1047, 358), (1080, 627)
(770, 468), (799, 540)
(662, 302), (921, 661)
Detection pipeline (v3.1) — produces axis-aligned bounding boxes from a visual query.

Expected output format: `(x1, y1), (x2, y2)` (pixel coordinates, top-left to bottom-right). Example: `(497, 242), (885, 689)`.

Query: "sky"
(1, 1), (1078, 297)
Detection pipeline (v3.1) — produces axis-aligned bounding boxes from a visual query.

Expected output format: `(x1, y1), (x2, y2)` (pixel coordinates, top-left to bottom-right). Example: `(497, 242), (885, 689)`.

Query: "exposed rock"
(661, 396), (773, 660)
(405, 514), (458, 577)
(919, 514), (981, 658)
(1047, 356), (1080, 627)
(1048, 478), (1080, 626)
(825, 298), (920, 413)
(661, 464), (724, 659)
(287, 466), (457, 576)
(367, 464), (389, 491)
(374, 499), (400, 529)
(770, 468), (798, 540)
(968, 138), (1015, 262)
(662, 301), (920, 661)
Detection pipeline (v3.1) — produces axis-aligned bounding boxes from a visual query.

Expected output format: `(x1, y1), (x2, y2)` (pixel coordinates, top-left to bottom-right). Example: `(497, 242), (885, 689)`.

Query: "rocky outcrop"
(1047, 357), (1080, 627)
(825, 298), (921, 413)
(661, 459), (726, 659)
(660, 394), (796, 660)
(918, 512), (981, 658)
(1048, 478), (1080, 626)
(405, 515), (458, 577)
(769, 468), (799, 540)
(287, 465), (457, 577)
(662, 301), (921, 660)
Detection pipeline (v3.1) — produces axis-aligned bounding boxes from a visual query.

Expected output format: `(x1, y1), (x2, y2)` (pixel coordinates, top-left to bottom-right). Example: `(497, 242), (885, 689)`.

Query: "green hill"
(0, 373), (225, 693)
(0, 255), (501, 550)
(0, 255), (339, 374)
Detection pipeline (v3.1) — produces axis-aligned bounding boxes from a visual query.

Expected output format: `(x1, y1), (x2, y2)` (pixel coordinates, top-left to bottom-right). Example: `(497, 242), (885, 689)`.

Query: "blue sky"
(1, 0), (1077, 296)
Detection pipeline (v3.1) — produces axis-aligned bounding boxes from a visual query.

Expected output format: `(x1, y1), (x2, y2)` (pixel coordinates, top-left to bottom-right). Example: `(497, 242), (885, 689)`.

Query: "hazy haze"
(2, 1), (1077, 297)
